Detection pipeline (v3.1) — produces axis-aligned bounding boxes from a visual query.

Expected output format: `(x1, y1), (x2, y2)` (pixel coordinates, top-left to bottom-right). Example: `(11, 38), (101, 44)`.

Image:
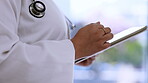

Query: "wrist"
(70, 38), (82, 60)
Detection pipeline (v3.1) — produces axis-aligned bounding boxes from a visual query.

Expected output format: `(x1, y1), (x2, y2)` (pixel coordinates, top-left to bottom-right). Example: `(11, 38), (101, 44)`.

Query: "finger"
(103, 42), (111, 48)
(82, 58), (95, 66)
(96, 21), (100, 24)
(90, 56), (96, 60)
(99, 27), (111, 36)
(86, 59), (94, 65)
(78, 60), (92, 66)
(88, 57), (96, 63)
(98, 28), (106, 36)
(93, 23), (104, 29)
(102, 33), (114, 41)
(103, 27), (111, 34)
(98, 24), (104, 29)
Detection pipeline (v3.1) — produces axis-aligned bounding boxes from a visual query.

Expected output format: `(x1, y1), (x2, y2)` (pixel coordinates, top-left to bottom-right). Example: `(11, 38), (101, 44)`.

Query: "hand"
(71, 22), (113, 60)
(76, 57), (96, 66)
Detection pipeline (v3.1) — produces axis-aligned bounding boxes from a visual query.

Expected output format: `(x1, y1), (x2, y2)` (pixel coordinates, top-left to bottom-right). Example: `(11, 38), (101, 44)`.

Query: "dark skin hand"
(76, 57), (96, 66)
(71, 22), (113, 66)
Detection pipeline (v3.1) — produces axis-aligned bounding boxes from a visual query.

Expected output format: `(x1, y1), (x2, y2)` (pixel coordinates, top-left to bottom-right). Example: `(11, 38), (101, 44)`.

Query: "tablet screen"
(108, 26), (147, 46)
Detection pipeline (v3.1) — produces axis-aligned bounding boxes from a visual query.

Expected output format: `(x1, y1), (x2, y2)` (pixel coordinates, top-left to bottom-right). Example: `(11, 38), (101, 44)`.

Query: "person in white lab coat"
(0, 0), (113, 83)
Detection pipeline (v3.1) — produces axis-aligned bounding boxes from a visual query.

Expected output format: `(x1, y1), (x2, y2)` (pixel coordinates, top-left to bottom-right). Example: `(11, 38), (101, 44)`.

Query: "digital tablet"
(75, 26), (147, 64)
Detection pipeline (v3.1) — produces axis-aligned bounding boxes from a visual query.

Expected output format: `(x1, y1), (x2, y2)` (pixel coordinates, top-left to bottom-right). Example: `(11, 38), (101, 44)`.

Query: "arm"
(0, 0), (74, 83)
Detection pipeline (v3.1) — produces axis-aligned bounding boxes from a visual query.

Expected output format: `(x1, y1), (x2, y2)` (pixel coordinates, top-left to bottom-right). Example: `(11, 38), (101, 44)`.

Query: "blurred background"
(54, 0), (148, 83)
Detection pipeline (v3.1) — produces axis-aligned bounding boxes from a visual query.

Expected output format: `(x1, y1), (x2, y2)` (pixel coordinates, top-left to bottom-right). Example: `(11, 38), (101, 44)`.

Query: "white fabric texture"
(0, 0), (75, 83)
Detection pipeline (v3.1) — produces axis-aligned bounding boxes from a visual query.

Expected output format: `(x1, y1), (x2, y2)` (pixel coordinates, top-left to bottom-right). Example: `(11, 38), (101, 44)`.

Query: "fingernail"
(97, 21), (100, 24)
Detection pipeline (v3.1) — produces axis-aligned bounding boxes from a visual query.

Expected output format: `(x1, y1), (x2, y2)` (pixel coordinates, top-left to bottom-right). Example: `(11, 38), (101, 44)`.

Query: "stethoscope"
(29, 0), (46, 18)
(29, 0), (76, 37)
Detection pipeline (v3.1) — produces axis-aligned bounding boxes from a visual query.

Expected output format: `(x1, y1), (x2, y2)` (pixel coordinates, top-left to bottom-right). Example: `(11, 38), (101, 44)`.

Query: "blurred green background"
(96, 39), (143, 68)
(54, 0), (147, 83)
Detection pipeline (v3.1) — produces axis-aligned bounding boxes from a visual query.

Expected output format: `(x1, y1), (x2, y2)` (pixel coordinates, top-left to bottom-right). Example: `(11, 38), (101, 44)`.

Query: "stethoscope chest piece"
(29, 1), (46, 18)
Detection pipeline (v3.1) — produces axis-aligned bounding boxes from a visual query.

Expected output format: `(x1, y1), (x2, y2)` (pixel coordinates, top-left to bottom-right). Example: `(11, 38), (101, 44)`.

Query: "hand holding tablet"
(75, 26), (147, 64)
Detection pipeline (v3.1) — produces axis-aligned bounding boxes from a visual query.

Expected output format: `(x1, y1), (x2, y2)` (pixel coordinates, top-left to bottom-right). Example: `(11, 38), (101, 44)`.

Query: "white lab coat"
(0, 0), (75, 83)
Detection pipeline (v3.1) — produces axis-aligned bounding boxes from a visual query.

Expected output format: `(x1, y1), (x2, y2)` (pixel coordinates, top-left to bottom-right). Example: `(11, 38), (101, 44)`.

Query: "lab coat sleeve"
(0, 0), (75, 83)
